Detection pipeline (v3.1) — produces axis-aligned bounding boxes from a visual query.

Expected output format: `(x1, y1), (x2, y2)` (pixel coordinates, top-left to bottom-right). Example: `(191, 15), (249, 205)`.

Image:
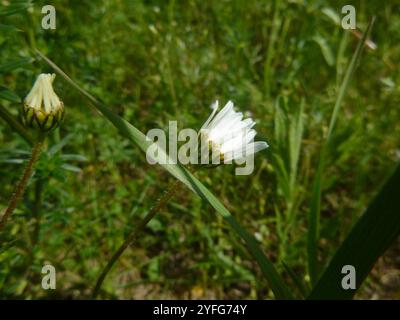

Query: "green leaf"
(274, 97), (286, 150)
(0, 87), (21, 103)
(288, 99), (304, 191)
(0, 24), (22, 32)
(0, 57), (34, 73)
(61, 163), (82, 173)
(321, 7), (341, 26)
(308, 163), (400, 299)
(307, 18), (375, 285)
(47, 134), (74, 155)
(36, 49), (293, 299)
(313, 35), (335, 67)
(60, 154), (88, 162)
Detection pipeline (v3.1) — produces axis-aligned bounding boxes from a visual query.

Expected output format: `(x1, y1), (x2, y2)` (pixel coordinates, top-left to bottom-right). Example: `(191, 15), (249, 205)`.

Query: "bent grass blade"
(36, 49), (293, 299)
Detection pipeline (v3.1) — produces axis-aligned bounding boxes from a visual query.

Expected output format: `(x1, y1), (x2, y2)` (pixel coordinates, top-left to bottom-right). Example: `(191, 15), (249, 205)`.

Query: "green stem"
(0, 134), (45, 231)
(91, 179), (182, 299)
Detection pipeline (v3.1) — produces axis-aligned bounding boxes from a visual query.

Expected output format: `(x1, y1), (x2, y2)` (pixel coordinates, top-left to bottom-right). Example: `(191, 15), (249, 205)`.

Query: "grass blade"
(308, 163), (400, 299)
(282, 261), (309, 299)
(0, 24), (22, 32)
(289, 98), (304, 192)
(307, 18), (375, 285)
(0, 57), (34, 73)
(0, 87), (21, 103)
(36, 49), (293, 299)
(326, 18), (375, 141)
(0, 104), (33, 145)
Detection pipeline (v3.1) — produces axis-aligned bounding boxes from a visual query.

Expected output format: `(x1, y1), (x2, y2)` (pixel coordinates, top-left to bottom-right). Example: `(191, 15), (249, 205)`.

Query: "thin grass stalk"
(92, 179), (182, 298)
(307, 17), (375, 285)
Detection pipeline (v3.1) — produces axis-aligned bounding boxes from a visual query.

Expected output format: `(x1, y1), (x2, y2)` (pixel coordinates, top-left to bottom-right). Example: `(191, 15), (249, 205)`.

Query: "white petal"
(201, 100), (219, 130)
(208, 100), (234, 129)
(220, 134), (245, 154)
(246, 141), (269, 156)
(209, 112), (243, 143)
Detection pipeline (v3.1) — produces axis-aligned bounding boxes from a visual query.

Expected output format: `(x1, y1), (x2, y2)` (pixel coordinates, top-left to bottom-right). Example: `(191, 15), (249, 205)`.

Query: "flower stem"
(91, 179), (182, 299)
(0, 134), (45, 231)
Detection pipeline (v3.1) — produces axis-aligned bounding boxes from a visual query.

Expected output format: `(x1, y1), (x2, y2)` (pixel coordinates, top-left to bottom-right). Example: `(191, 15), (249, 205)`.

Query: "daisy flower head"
(23, 73), (64, 132)
(199, 100), (268, 166)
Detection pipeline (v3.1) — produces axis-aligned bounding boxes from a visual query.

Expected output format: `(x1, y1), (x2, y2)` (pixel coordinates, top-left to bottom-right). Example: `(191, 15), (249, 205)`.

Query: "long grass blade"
(307, 18), (375, 285)
(308, 163), (400, 299)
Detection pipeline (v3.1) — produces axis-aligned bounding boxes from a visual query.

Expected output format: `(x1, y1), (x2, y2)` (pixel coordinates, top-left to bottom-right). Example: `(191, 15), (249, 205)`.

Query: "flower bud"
(23, 73), (64, 131)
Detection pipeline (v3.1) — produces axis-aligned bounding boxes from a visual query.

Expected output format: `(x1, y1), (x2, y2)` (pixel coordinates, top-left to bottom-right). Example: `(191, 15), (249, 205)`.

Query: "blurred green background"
(0, 0), (399, 299)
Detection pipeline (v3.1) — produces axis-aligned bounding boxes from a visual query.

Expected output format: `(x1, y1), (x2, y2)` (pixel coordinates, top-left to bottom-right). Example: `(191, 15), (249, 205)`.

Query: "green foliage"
(0, 0), (399, 299)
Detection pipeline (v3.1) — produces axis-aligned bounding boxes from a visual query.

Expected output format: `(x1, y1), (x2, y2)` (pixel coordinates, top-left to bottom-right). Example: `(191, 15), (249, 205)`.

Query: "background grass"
(0, 0), (399, 299)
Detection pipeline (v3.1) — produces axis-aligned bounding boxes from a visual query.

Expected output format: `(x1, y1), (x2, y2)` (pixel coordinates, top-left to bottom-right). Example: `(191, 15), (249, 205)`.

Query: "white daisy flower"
(199, 100), (268, 164)
(23, 73), (64, 131)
